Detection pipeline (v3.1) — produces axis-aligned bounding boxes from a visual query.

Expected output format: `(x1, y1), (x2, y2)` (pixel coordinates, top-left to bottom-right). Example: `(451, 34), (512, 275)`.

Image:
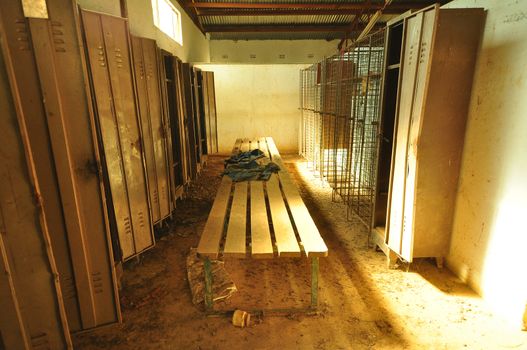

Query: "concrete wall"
(444, 0), (527, 328)
(209, 40), (339, 64)
(195, 64), (307, 154)
(77, 0), (210, 62)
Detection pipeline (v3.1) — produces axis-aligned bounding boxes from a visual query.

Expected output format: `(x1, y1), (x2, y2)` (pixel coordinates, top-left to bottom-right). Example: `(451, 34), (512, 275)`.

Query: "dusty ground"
(74, 155), (527, 350)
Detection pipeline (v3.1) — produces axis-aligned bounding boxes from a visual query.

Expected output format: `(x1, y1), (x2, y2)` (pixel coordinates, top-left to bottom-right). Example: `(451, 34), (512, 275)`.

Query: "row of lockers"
(0, 0), (218, 348)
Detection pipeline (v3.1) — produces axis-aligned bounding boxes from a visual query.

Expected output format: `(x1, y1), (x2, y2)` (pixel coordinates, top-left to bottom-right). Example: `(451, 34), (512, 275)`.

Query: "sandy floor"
(74, 155), (527, 350)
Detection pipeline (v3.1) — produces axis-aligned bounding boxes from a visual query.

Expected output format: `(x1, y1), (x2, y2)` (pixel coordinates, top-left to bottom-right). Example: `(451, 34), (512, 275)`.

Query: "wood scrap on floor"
(186, 248), (237, 305)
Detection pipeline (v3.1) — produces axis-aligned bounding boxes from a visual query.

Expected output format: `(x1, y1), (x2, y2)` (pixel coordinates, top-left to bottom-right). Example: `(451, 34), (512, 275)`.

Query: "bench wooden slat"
(280, 179), (328, 257)
(233, 138), (242, 153)
(259, 137), (271, 158)
(223, 182), (248, 258)
(197, 176), (233, 259)
(265, 137), (328, 257)
(240, 138), (250, 152)
(250, 181), (274, 258)
(266, 175), (301, 257)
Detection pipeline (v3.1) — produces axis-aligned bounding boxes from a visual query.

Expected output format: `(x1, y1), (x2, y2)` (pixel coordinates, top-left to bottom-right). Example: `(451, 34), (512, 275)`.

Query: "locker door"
(191, 68), (204, 164)
(158, 50), (177, 209)
(386, 12), (424, 259)
(132, 36), (161, 223)
(1, 0), (120, 332)
(208, 72), (219, 154)
(101, 14), (153, 254)
(81, 10), (154, 259)
(0, 45), (71, 349)
(400, 8), (437, 261)
(182, 63), (198, 179)
(143, 38), (170, 220)
(177, 60), (192, 183)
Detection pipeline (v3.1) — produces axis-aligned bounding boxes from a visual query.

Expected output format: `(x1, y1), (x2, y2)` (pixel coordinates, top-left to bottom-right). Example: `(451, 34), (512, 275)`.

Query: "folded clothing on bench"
(223, 149), (280, 182)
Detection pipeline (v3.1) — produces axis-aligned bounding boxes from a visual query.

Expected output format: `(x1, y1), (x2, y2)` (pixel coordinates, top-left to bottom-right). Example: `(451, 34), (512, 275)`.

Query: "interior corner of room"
(1, 0), (527, 349)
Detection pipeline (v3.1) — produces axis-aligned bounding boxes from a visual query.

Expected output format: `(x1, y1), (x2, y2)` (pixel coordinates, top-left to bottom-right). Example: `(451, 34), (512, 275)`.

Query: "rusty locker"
(0, 0), (120, 332)
(181, 63), (199, 179)
(0, 45), (71, 349)
(206, 72), (219, 154)
(175, 58), (193, 183)
(191, 67), (206, 167)
(79, 9), (154, 260)
(157, 49), (178, 210)
(131, 36), (171, 224)
(201, 71), (219, 154)
(195, 68), (210, 161)
(161, 52), (188, 201)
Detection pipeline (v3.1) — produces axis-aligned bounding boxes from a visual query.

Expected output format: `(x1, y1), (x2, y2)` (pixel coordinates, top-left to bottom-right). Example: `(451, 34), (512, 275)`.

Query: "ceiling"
(175, 0), (449, 41)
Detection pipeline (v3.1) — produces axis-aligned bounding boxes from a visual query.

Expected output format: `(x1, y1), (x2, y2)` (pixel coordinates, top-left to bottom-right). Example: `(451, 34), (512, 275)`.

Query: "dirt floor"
(74, 155), (527, 350)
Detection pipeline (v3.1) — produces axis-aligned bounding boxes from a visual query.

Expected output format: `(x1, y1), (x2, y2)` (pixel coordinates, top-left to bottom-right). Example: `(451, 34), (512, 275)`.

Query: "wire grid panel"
(299, 29), (385, 230)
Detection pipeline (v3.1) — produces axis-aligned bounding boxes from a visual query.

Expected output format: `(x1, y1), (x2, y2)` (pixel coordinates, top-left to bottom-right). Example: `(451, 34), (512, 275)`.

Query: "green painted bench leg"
(204, 257), (213, 311)
(311, 257), (319, 309)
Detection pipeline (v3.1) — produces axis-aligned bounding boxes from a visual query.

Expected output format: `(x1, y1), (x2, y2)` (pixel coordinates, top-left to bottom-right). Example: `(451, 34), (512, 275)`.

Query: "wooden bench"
(197, 137), (328, 313)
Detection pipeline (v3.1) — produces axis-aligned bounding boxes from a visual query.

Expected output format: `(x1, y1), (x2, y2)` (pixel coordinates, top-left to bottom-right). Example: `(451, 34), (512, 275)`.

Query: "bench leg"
(204, 257), (213, 311)
(311, 257), (319, 310)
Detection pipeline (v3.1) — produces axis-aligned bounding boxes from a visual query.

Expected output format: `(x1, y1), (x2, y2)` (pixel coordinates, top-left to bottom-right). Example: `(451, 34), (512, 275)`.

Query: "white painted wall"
(209, 40), (339, 64)
(195, 64), (308, 154)
(77, 0), (210, 62)
(444, 0), (527, 328)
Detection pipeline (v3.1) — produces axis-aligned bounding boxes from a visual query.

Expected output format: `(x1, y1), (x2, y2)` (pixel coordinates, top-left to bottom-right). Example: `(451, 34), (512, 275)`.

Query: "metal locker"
(0, 45), (71, 349)
(195, 69), (209, 159)
(385, 5), (484, 262)
(175, 58), (192, 184)
(0, 0), (121, 332)
(207, 72), (219, 154)
(182, 63), (198, 179)
(80, 9), (154, 260)
(191, 67), (206, 167)
(157, 49), (178, 209)
(131, 36), (171, 224)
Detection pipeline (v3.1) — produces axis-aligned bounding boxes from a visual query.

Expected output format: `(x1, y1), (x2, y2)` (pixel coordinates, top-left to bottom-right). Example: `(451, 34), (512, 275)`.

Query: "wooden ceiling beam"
(188, 2), (434, 10)
(203, 23), (383, 33)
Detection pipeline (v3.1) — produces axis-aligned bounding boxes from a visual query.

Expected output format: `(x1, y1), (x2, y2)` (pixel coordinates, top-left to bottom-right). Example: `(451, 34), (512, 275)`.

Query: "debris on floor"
(232, 309), (251, 328)
(186, 248), (237, 305)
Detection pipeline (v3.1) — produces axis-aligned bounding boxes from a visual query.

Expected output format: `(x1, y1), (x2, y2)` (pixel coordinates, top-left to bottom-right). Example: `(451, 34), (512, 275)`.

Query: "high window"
(151, 0), (183, 45)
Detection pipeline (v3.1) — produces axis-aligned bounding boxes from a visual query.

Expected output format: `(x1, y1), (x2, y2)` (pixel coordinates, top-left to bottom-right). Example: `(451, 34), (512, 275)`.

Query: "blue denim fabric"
(223, 149), (280, 182)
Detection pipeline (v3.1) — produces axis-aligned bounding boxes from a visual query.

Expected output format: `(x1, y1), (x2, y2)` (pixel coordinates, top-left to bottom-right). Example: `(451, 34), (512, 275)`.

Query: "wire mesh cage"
(300, 29), (386, 231)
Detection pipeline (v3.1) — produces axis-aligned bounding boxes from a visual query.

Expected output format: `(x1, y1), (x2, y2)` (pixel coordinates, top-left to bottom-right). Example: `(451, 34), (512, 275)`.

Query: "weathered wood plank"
(250, 181), (274, 258)
(265, 137), (327, 257)
(259, 137), (271, 158)
(240, 137), (250, 152)
(197, 177), (232, 259)
(223, 182), (248, 258)
(266, 175), (301, 257)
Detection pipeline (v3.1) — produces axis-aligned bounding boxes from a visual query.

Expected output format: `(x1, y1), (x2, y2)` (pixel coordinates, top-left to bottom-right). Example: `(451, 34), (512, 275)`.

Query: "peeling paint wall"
(209, 40), (339, 64)
(195, 64), (308, 154)
(77, 0), (210, 62)
(444, 0), (527, 328)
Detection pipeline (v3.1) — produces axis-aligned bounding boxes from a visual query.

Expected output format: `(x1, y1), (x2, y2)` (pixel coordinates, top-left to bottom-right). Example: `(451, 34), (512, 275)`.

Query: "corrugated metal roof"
(202, 14), (356, 25)
(197, 0), (434, 40)
(210, 31), (347, 40)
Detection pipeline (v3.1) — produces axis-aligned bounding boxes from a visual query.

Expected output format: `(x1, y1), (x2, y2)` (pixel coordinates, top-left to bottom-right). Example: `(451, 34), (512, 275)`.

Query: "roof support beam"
(189, 2), (434, 10)
(197, 8), (412, 16)
(203, 24), (383, 33)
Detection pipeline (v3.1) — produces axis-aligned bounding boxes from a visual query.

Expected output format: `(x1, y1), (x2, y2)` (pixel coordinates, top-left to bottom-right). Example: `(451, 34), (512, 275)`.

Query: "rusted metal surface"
(191, 67), (205, 166)
(80, 9), (154, 260)
(182, 63), (198, 179)
(0, 40), (71, 348)
(0, 0), (121, 332)
(131, 36), (171, 223)
(132, 36), (161, 223)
